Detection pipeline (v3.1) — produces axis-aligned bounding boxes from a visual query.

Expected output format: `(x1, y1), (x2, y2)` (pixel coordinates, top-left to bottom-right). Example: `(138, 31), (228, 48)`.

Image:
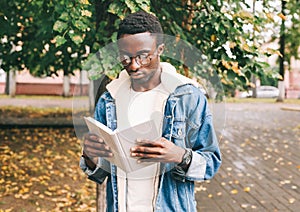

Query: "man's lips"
(129, 71), (143, 76)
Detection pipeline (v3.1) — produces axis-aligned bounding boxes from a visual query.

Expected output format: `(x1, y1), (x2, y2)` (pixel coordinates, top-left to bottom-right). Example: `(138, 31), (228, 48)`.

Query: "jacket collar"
(106, 62), (199, 99)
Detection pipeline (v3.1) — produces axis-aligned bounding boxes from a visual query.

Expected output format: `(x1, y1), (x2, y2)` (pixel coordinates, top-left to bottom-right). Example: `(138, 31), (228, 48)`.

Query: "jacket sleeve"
(171, 86), (222, 182)
(186, 89), (222, 181)
(79, 92), (111, 184)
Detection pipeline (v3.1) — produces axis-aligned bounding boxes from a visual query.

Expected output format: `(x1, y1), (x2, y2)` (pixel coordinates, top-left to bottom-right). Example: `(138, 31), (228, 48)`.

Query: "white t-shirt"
(115, 83), (170, 212)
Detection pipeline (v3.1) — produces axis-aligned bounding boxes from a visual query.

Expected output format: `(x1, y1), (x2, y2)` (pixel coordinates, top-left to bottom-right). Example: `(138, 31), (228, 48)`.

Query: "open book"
(84, 116), (161, 173)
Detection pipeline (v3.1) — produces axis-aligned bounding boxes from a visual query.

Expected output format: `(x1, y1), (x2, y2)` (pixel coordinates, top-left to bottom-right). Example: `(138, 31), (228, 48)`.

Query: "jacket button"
(178, 128), (182, 136)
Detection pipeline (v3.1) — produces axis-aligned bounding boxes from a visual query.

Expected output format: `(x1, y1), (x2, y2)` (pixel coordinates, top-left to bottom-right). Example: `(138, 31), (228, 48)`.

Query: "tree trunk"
(9, 69), (16, 97)
(5, 71), (9, 95)
(277, 80), (285, 101)
(251, 75), (257, 98)
(277, 0), (286, 102)
(89, 79), (95, 112)
(63, 74), (70, 97)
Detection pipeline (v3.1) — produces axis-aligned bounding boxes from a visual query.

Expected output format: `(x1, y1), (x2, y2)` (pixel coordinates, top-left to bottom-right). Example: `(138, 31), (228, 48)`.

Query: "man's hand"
(130, 137), (185, 164)
(82, 133), (113, 169)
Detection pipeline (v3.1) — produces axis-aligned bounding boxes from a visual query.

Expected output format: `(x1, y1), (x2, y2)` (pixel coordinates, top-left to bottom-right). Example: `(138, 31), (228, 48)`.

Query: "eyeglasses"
(119, 48), (157, 67)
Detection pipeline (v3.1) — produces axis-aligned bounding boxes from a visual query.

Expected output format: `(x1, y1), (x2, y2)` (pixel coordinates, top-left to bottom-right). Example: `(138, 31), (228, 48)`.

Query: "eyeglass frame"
(119, 46), (159, 67)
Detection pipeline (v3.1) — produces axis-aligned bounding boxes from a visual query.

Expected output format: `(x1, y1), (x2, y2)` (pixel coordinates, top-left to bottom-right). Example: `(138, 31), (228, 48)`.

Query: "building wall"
(286, 70), (300, 99)
(0, 69), (90, 96)
(15, 83), (89, 96)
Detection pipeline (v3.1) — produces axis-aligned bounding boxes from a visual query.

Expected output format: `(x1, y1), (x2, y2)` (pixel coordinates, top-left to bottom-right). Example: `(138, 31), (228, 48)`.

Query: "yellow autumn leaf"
(278, 13), (286, 20)
(44, 191), (52, 196)
(244, 187), (251, 192)
(25, 182), (33, 187)
(222, 60), (231, 69)
(265, 48), (283, 57)
(210, 34), (216, 42)
(19, 187), (29, 194)
(80, 0), (90, 4)
(230, 61), (242, 75)
(48, 186), (59, 192)
(238, 10), (253, 19)
(14, 194), (22, 199)
(231, 189), (238, 194)
(242, 43), (251, 52)
(0, 208), (13, 212)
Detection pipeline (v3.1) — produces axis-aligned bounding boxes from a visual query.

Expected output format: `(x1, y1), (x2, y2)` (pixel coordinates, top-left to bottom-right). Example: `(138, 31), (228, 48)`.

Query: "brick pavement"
(196, 102), (300, 211)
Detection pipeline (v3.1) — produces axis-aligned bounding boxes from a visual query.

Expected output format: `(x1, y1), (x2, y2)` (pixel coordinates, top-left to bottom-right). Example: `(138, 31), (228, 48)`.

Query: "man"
(80, 11), (221, 212)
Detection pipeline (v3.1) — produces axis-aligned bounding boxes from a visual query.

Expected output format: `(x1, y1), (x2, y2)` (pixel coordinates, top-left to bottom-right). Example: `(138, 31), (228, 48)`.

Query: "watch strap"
(177, 148), (193, 172)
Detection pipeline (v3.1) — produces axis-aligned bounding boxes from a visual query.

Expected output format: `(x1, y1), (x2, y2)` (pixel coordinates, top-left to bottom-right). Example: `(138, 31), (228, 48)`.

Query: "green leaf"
(68, 32), (84, 46)
(54, 35), (67, 47)
(53, 20), (68, 33)
(108, 3), (121, 15)
(59, 12), (70, 22)
(107, 2), (127, 19)
(125, 0), (137, 12)
(245, 70), (251, 80)
(73, 20), (88, 32)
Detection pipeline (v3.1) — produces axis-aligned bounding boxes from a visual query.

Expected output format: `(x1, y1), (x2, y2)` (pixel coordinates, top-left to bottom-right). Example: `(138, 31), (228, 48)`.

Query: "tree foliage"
(283, 0), (300, 62)
(0, 0), (299, 95)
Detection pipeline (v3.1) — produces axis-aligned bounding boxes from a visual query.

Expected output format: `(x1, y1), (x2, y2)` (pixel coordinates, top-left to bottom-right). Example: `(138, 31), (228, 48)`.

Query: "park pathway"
(197, 102), (300, 211)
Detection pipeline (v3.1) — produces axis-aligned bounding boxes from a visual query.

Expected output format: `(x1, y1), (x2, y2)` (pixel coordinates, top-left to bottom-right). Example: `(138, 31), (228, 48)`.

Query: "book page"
(84, 117), (130, 171)
(117, 120), (161, 172)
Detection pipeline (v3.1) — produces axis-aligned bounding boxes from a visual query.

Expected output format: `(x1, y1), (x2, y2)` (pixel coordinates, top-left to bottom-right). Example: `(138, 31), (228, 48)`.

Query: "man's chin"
(130, 75), (149, 84)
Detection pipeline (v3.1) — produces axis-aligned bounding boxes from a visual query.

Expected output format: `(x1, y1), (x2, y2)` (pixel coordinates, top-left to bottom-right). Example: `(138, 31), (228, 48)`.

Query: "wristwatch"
(177, 148), (193, 172)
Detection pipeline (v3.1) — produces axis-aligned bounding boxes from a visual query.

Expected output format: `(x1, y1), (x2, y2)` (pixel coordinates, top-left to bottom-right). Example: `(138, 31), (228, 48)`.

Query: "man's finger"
(84, 147), (113, 157)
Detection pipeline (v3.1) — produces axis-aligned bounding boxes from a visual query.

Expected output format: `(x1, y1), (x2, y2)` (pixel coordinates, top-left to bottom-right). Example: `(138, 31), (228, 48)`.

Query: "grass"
(0, 106), (73, 120)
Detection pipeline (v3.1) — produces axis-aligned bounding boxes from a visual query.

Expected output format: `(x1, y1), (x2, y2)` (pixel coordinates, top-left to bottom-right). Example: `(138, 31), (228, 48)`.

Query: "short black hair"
(117, 11), (164, 45)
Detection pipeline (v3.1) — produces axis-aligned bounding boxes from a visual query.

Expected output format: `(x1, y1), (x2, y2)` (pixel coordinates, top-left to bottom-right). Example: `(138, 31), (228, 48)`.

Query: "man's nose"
(128, 58), (141, 71)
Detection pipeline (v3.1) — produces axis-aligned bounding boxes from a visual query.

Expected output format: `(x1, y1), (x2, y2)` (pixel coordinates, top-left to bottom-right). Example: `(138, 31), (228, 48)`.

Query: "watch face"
(185, 155), (191, 164)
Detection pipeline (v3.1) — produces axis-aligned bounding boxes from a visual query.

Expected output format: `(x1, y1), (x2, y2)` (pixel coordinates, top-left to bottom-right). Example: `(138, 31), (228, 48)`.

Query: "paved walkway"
(197, 102), (300, 211)
(0, 95), (89, 109)
(0, 97), (299, 211)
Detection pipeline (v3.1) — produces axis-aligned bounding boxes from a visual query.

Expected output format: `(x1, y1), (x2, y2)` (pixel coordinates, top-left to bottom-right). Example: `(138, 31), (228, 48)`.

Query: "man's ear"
(157, 44), (165, 56)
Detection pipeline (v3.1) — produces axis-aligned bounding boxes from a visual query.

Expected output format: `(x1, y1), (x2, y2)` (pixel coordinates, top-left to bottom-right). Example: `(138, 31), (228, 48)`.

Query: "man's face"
(118, 32), (163, 86)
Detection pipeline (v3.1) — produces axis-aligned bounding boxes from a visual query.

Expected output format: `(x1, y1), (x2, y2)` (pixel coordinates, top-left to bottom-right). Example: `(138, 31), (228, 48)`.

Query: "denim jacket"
(80, 63), (222, 212)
